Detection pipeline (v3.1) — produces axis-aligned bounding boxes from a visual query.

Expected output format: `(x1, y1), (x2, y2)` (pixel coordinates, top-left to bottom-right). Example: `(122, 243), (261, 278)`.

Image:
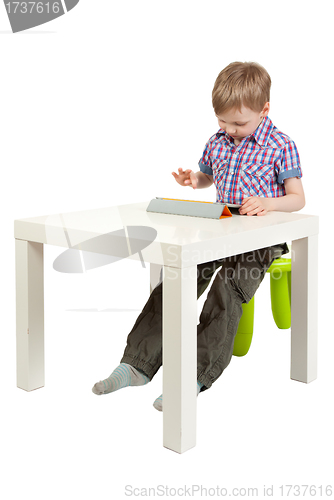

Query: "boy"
(92, 62), (305, 410)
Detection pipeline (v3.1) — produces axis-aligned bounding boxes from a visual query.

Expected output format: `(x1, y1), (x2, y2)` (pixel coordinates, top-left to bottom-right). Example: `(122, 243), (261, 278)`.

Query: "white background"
(1, 1), (332, 499)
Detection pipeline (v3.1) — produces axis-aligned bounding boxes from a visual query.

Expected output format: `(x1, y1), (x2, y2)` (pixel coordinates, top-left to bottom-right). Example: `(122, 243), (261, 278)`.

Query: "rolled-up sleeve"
(198, 140), (213, 175)
(276, 140), (302, 184)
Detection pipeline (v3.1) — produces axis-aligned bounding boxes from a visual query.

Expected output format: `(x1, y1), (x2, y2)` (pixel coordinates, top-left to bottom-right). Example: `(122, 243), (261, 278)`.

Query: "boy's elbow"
(298, 193), (306, 210)
(292, 198), (306, 212)
(205, 173), (214, 186)
(289, 194), (305, 212)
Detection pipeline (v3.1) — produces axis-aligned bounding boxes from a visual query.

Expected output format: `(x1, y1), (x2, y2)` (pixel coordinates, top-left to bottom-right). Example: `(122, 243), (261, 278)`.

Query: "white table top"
(14, 201), (319, 268)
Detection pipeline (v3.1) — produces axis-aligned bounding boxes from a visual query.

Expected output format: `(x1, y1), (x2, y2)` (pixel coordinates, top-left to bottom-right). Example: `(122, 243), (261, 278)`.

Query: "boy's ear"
(261, 102), (270, 117)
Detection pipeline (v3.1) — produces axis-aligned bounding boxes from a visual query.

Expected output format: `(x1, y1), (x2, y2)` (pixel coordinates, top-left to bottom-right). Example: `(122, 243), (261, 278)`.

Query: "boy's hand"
(239, 196), (271, 216)
(172, 168), (198, 189)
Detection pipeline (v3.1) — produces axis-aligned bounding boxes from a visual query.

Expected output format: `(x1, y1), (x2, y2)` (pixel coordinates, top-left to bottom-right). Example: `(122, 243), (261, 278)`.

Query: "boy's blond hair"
(212, 61), (271, 114)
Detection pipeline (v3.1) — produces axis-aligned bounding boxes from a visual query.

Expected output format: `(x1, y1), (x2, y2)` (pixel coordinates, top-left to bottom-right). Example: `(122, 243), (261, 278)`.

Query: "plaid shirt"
(199, 116), (302, 205)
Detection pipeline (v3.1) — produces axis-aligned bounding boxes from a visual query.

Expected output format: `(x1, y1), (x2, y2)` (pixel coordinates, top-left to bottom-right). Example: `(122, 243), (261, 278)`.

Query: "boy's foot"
(153, 381), (203, 411)
(92, 363), (150, 395)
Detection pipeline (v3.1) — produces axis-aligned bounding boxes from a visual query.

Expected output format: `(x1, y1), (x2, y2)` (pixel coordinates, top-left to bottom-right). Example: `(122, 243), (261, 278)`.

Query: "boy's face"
(215, 103), (270, 145)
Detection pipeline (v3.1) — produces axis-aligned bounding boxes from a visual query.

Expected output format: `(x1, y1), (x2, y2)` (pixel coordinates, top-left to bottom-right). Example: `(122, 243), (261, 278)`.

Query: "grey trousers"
(121, 243), (288, 390)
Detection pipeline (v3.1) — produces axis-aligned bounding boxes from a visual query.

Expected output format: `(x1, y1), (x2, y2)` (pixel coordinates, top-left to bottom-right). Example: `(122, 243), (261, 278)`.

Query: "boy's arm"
(240, 177), (305, 216)
(267, 177), (305, 212)
(172, 169), (214, 189)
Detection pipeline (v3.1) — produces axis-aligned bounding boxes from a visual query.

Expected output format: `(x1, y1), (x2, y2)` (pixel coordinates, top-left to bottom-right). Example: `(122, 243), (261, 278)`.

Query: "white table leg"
(15, 239), (45, 391)
(150, 263), (162, 293)
(291, 235), (318, 383)
(162, 265), (197, 453)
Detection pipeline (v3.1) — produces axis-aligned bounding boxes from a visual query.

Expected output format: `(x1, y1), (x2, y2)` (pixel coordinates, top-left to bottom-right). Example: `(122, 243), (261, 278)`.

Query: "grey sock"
(92, 363), (150, 395)
(153, 381), (203, 411)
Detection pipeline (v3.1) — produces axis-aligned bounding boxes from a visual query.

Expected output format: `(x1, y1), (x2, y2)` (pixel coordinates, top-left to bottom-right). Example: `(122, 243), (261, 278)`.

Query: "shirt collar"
(217, 116), (274, 147)
(251, 116), (273, 147)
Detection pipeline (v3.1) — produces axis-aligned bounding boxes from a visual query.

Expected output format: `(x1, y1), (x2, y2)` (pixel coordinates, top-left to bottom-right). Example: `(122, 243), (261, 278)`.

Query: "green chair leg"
(233, 255), (292, 357)
(268, 258), (291, 329)
(233, 296), (254, 357)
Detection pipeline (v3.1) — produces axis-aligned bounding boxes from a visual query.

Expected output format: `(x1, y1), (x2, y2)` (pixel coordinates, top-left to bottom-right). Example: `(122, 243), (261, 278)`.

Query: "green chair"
(232, 253), (291, 357)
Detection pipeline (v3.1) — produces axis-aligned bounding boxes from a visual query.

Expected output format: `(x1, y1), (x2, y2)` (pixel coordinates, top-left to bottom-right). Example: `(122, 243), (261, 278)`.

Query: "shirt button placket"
(230, 152), (239, 204)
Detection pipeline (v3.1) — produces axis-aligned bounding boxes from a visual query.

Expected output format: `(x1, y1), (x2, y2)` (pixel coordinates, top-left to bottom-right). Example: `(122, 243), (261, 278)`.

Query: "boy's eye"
(235, 123), (245, 126)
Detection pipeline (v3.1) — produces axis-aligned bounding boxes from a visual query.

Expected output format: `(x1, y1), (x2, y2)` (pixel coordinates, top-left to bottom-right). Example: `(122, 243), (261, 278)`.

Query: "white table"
(14, 201), (319, 453)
